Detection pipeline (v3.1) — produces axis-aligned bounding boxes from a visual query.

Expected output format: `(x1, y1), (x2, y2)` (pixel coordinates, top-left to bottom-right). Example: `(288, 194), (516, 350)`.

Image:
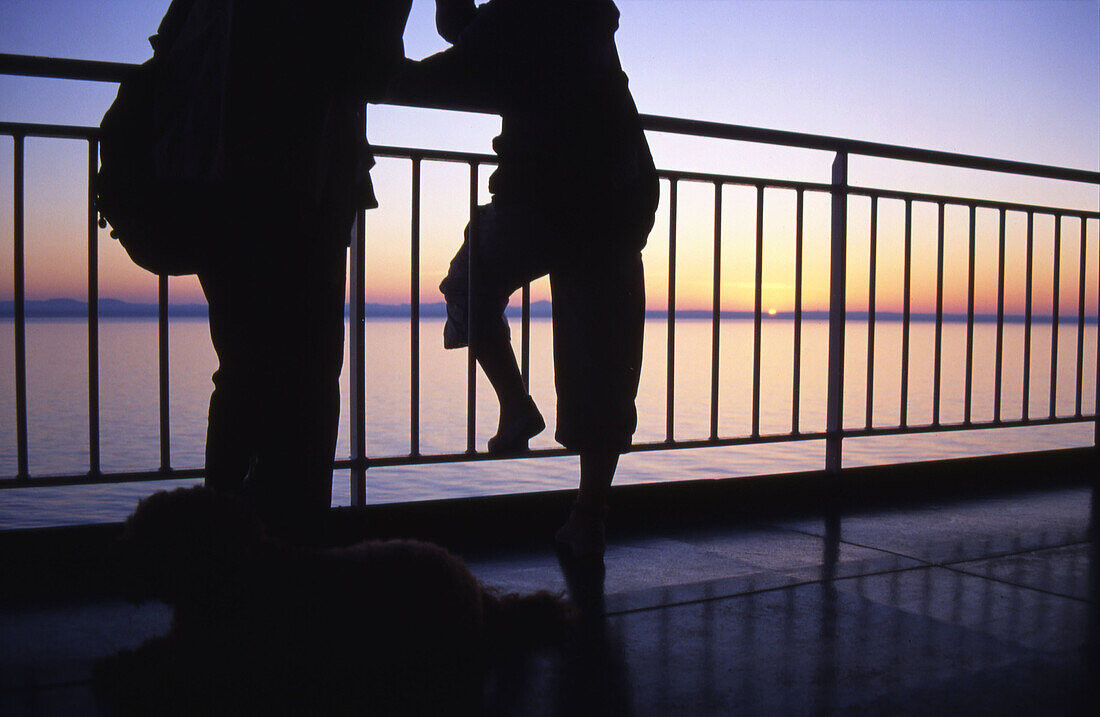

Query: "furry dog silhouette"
(95, 486), (568, 716)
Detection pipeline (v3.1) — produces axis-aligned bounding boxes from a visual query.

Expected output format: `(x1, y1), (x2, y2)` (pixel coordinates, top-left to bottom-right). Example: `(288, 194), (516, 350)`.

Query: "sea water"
(1, 316), (1095, 528)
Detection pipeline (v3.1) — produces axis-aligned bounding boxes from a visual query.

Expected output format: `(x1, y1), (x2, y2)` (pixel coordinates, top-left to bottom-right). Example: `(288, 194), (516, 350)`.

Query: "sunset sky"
(1, 0), (1097, 314)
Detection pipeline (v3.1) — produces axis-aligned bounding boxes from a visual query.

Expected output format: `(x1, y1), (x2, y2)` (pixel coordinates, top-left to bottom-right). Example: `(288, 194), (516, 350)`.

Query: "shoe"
(555, 503), (608, 559)
(487, 397), (545, 455)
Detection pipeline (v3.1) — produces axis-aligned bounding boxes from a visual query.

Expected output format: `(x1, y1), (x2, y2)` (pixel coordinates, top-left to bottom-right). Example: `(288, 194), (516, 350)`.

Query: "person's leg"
(301, 238), (348, 514)
(199, 258), (263, 497)
(473, 331), (544, 453)
(199, 204), (347, 540)
(554, 449), (619, 556)
(577, 450), (619, 513)
(439, 205), (546, 453)
(551, 249), (645, 556)
(248, 233), (347, 538)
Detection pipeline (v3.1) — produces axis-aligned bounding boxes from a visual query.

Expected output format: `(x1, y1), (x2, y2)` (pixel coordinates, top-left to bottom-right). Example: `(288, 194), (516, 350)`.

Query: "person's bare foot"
(487, 397), (545, 454)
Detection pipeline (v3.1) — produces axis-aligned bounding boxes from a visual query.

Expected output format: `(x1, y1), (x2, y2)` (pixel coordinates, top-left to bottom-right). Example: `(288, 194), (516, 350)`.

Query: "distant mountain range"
(0, 298), (211, 318)
(0, 298), (530, 319)
(0, 298), (1088, 323)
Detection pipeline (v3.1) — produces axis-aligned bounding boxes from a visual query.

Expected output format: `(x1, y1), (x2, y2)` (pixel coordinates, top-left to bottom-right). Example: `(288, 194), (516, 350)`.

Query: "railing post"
(349, 207), (367, 506)
(752, 184), (765, 438)
(87, 139), (101, 476)
(825, 152), (848, 477)
(157, 274), (170, 472)
(666, 178), (678, 443)
(410, 157), (421, 456)
(467, 163), (479, 454)
(710, 181), (722, 441)
(12, 133), (28, 481)
(521, 284), (531, 390)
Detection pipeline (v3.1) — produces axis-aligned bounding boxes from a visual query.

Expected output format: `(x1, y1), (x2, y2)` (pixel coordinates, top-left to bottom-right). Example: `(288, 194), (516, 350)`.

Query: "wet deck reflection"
(0, 480), (1094, 715)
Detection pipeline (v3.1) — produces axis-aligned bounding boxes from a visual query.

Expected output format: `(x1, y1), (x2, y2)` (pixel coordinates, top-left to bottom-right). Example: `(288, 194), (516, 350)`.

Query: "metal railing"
(2, 53), (1098, 502)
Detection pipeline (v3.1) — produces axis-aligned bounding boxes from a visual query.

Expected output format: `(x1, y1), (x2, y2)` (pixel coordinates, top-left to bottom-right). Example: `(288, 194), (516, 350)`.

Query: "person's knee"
(442, 285), (510, 350)
(469, 312), (510, 350)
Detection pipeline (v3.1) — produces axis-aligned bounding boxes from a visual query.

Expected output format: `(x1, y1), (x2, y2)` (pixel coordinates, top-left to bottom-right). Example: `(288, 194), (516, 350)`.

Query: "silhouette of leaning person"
(396, 0), (659, 556)
(187, 0), (412, 540)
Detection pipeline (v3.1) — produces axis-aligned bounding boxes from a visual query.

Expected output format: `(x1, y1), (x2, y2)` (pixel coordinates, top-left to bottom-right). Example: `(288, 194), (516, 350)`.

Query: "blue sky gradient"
(3, 0), (1097, 165)
(1, 0), (1097, 306)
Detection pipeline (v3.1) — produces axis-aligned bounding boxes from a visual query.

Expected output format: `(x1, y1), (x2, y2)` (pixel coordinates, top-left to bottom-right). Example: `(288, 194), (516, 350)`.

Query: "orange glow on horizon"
(7, 214), (1097, 317)
(3, 144), (1096, 317)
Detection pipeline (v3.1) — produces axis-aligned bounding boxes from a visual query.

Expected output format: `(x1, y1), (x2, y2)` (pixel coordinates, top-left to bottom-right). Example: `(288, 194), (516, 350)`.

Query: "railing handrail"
(3, 52), (1097, 186)
(639, 115), (1100, 186)
(0, 52), (137, 83)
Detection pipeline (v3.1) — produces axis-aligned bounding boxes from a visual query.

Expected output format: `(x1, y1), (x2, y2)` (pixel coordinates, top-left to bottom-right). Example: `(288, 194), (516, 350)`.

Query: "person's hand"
(377, 57), (421, 104)
(435, 0), (476, 43)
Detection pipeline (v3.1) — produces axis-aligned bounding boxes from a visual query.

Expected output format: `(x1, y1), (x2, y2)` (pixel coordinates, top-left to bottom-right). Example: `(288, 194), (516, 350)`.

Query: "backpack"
(94, 0), (223, 276)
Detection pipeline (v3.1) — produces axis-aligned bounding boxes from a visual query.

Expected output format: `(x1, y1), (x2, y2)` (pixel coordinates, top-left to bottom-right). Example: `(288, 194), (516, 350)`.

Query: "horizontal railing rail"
(639, 114), (1100, 185)
(3, 54), (1098, 185)
(2, 53), (1098, 506)
(0, 52), (137, 83)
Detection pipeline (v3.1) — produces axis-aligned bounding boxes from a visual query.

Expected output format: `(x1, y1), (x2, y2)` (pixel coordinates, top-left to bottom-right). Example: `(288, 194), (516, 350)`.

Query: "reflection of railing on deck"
(2, 53), (1098, 503)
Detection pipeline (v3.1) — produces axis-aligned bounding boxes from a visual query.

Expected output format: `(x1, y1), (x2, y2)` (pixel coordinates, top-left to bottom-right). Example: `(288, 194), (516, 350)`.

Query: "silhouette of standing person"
(396, 0), (659, 556)
(192, 0), (412, 540)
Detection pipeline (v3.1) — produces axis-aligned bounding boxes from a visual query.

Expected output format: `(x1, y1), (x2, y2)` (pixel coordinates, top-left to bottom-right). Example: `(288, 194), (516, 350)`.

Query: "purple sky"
(1, 0), (1097, 307)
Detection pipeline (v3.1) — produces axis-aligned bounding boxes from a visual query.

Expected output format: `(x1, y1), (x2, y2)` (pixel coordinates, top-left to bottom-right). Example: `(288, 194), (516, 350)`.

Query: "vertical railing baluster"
(1022, 212), (1034, 420)
(710, 181), (721, 441)
(1049, 214), (1061, 418)
(994, 209), (1006, 423)
(1075, 217), (1087, 418)
(965, 204), (976, 424)
(1094, 225), (1099, 450)
(349, 109), (368, 505)
(900, 199), (912, 428)
(864, 195), (877, 431)
(410, 157), (421, 456)
(87, 139), (100, 475)
(158, 274), (170, 472)
(467, 162), (478, 453)
(933, 202), (944, 426)
(666, 178), (677, 443)
(752, 185), (764, 438)
(13, 134), (28, 481)
(825, 153), (848, 476)
(520, 284), (530, 390)
(349, 207), (367, 505)
(792, 188), (805, 434)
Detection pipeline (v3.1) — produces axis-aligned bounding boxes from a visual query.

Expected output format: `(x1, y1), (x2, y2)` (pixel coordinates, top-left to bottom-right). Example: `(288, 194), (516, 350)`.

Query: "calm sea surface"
(1, 316), (1095, 528)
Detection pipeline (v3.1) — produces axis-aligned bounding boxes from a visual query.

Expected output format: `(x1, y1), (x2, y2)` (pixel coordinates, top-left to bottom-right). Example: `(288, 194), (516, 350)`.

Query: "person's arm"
(435, 0), (477, 43)
(283, 0), (412, 100)
(386, 0), (525, 114)
(343, 0), (415, 100)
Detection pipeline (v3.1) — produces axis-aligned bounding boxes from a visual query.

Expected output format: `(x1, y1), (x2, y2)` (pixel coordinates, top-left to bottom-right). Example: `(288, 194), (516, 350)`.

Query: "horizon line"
(1, 298), (1097, 324)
